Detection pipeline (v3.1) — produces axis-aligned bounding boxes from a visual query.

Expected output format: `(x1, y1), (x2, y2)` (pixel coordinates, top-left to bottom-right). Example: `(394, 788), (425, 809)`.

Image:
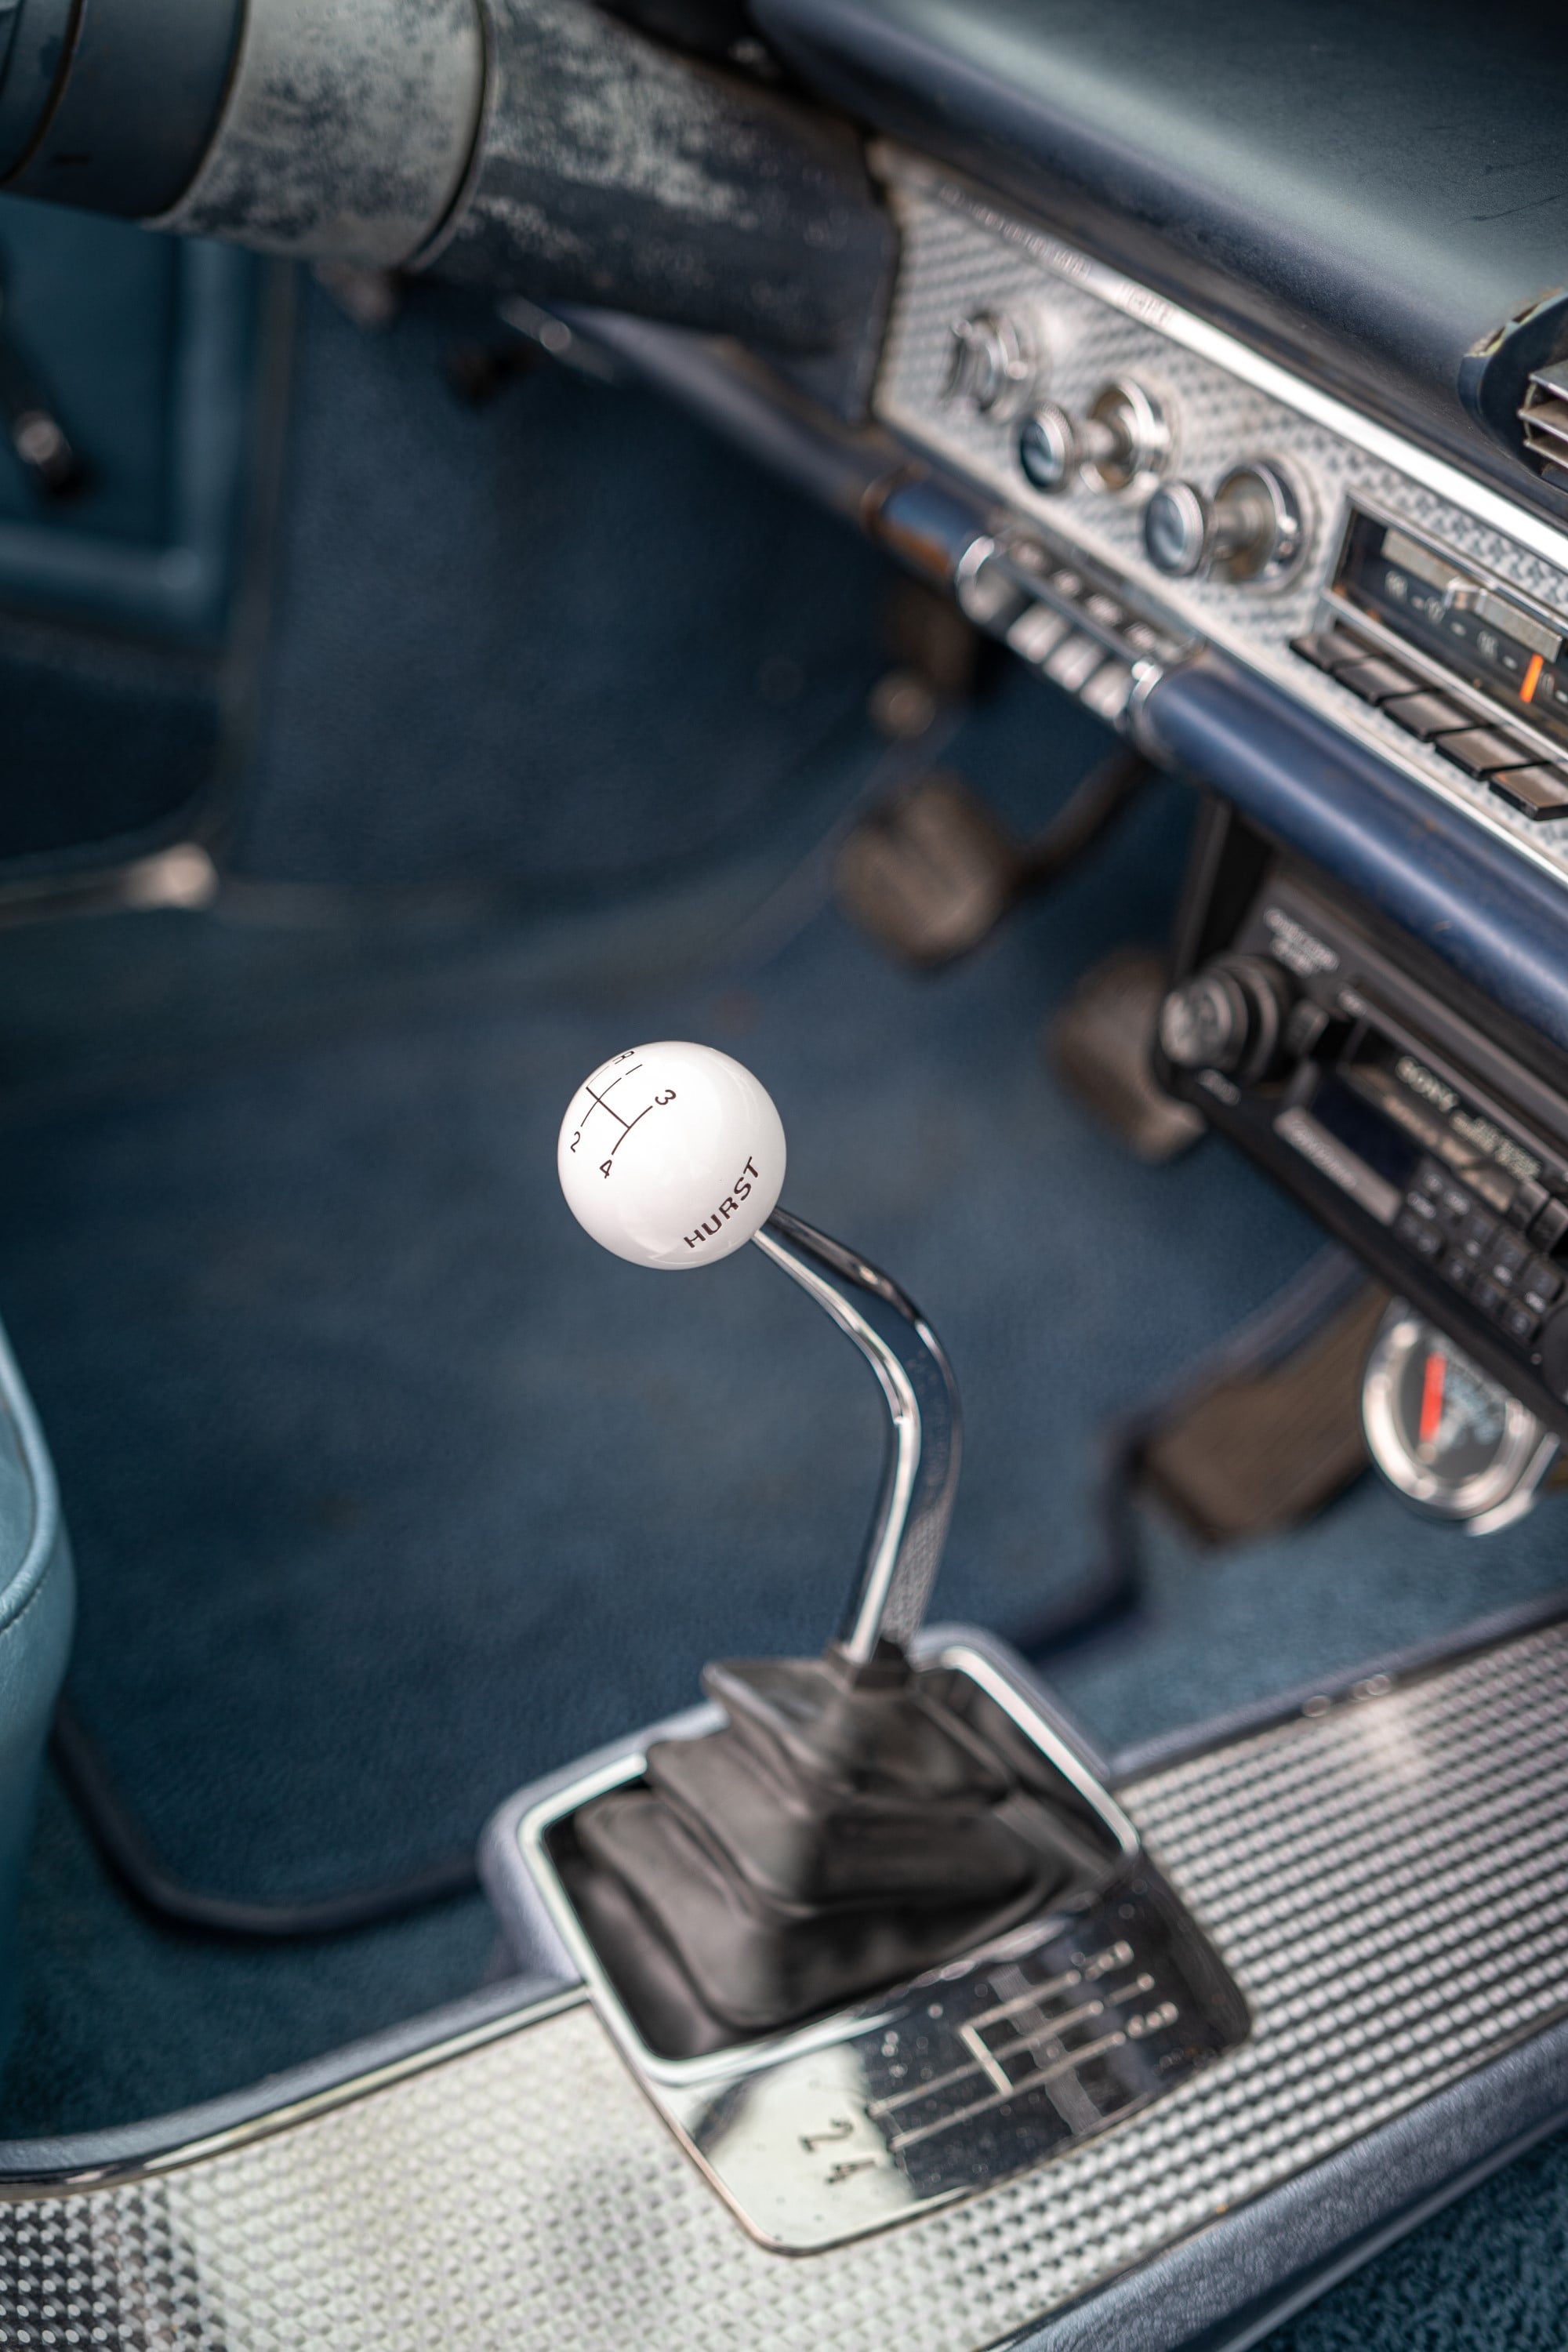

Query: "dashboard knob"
(1145, 462), (1308, 584)
(942, 309), (1043, 422)
(1079, 376), (1171, 492)
(1158, 956), (1294, 1081)
(1017, 377), (1170, 495)
(1016, 402), (1078, 492)
(1143, 481), (1212, 577)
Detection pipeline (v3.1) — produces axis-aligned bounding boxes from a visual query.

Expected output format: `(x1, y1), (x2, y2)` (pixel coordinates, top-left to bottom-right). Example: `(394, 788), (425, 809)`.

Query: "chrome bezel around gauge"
(506, 1632), (1247, 2253)
(1362, 1301), (1560, 1531)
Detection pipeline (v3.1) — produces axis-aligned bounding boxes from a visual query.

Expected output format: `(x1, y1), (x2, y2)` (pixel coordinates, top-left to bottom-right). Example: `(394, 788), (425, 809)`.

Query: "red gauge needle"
(1418, 1348), (1447, 1457)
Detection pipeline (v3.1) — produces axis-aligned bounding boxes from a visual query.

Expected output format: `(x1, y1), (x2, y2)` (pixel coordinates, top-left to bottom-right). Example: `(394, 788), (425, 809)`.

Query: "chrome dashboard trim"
(871, 147), (1568, 903)
(875, 147), (1568, 574)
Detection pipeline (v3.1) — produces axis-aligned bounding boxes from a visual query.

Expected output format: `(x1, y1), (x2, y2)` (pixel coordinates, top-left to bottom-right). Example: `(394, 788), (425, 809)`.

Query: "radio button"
(1533, 1204), (1568, 1261)
(1291, 627), (1372, 673)
(1396, 1209), (1444, 1261)
(1414, 1160), (1472, 1225)
(1458, 1206), (1498, 1256)
(1523, 1261), (1563, 1317)
(1080, 661), (1136, 721)
(1335, 655), (1421, 705)
(1432, 726), (1537, 779)
(1508, 1177), (1551, 1230)
(1504, 1302), (1541, 1346)
(1381, 689), (1474, 740)
(1487, 765), (1568, 821)
(1486, 1233), (1531, 1286)
(1044, 633), (1105, 692)
(1530, 1200), (1568, 1252)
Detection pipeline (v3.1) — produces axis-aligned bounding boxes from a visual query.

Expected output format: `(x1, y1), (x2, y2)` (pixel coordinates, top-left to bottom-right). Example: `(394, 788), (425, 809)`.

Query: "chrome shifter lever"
(545, 1044), (1241, 2098)
(753, 1207), (960, 1662)
(554, 1042), (1031, 2049)
(557, 1040), (960, 1658)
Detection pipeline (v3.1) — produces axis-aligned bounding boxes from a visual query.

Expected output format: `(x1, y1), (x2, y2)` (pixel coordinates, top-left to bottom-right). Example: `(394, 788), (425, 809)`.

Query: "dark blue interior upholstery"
(0, 264), (1565, 2348)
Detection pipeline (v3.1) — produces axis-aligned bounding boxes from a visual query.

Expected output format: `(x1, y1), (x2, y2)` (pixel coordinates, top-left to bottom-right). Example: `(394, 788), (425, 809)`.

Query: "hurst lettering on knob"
(557, 1042), (786, 1269)
(684, 1156), (764, 1252)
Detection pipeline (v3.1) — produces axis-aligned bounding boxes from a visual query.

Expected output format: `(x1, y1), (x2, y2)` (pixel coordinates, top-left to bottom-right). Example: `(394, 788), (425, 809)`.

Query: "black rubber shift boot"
(568, 1646), (1082, 2054)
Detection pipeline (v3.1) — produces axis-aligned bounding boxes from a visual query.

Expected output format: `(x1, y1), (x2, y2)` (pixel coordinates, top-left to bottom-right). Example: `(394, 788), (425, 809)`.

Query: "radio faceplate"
(872, 148), (1568, 894)
(1161, 805), (1568, 1433)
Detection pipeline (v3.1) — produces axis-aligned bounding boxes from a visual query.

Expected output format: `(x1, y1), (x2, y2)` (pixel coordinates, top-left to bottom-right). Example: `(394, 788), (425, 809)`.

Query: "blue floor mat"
(1, 684), (1566, 2352)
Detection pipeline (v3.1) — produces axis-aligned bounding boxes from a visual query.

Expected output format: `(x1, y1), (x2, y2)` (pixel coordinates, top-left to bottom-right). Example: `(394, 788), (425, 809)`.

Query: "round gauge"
(1362, 1304), (1559, 1527)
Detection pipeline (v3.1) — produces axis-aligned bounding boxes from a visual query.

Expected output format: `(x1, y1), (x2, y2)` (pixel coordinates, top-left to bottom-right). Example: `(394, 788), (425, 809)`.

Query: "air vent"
(1519, 361), (1568, 490)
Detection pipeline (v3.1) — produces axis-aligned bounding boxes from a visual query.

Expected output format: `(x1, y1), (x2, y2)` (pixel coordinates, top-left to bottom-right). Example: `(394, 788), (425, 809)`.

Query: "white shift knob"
(558, 1042), (786, 1269)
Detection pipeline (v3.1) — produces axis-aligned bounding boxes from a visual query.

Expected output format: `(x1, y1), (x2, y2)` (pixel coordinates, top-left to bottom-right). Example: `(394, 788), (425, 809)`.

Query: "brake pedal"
(1047, 945), (1206, 1163)
(835, 770), (1021, 966)
(838, 749), (1153, 970)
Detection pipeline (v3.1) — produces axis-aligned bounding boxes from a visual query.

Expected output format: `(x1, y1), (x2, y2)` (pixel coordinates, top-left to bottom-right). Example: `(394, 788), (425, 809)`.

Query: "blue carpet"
(228, 279), (897, 892)
(2, 713), (1567, 2114)
(0, 275), (1564, 2349)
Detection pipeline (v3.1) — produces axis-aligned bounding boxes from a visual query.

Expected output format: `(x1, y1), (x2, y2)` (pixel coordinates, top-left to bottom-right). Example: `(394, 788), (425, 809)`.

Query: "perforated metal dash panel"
(7, 1621), (1568, 2351)
(873, 155), (1568, 898)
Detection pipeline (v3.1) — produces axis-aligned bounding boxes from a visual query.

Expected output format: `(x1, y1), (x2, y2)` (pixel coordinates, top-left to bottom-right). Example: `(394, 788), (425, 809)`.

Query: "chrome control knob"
(1144, 460), (1308, 584)
(1157, 955), (1294, 1082)
(942, 309), (1043, 422)
(1016, 402), (1080, 492)
(1017, 376), (1170, 495)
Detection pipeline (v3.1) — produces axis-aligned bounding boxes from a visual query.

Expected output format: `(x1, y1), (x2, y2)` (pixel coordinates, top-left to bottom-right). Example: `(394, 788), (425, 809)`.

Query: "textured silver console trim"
(6, 1620), (1568, 2347)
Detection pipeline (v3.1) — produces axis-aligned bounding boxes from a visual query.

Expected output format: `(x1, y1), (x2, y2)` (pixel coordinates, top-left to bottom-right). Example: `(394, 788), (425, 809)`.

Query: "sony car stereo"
(1158, 804), (1568, 1436)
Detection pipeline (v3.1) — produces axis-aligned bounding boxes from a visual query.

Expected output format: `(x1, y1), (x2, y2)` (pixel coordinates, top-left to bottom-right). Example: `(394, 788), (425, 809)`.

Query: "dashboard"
(548, 16), (1568, 1440)
(873, 147), (1568, 892)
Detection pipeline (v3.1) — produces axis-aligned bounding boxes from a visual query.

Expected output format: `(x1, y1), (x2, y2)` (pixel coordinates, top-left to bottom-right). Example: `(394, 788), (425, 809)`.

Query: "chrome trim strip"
(0, 1982), (586, 2198)
(876, 146), (1568, 575)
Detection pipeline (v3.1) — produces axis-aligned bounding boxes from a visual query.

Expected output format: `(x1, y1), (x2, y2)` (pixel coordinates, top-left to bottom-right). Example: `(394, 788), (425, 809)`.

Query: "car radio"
(1294, 507), (1568, 822)
(1158, 803), (1568, 1436)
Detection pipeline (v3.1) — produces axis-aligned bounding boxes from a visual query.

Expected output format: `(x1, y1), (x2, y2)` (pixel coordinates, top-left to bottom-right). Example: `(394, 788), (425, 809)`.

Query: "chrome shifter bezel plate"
(510, 1637), (1250, 2251)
